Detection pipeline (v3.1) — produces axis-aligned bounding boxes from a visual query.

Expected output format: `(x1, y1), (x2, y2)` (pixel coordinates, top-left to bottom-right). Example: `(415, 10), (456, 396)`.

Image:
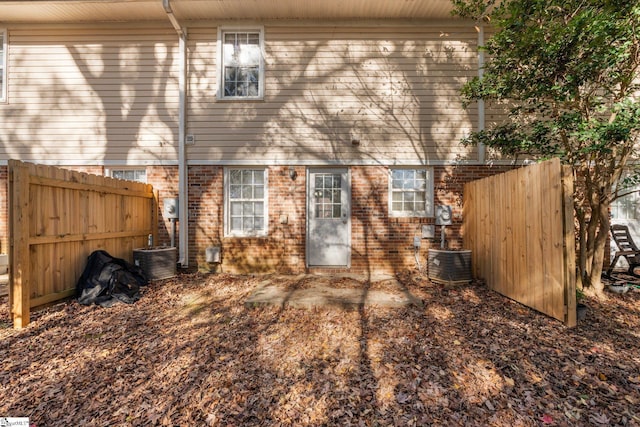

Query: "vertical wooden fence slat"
(562, 165), (577, 327)
(8, 161), (157, 328)
(9, 160), (31, 328)
(463, 158), (577, 326)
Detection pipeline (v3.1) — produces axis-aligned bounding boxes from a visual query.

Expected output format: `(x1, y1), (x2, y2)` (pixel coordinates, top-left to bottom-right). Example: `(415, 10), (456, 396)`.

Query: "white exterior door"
(307, 168), (351, 267)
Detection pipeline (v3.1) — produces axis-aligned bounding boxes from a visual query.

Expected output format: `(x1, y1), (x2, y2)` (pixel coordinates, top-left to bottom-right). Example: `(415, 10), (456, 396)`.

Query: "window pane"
(227, 169), (266, 234)
(229, 184), (241, 199)
(390, 168), (431, 216)
(231, 202), (242, 215)
(247, 33), (259, 45)
(243, 217), (254, 230)
(231, 217), (242, 231)
(230, 170), (242, 184)
(254, 185), (264, 199)
(221, 31), (261, 98)
(110, 169), (146, 183)
(224, 33), (236, 45)
(242, 170), (254, 184)
(241, 185), (252, 199)
(254, 216), (264, 230)
(243, 202), (254, 215)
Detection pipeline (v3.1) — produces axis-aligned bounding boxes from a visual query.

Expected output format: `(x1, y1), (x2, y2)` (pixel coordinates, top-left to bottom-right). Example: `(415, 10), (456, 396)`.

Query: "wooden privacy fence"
(9, 160), (158, 328)
(463, 158), (577, 326)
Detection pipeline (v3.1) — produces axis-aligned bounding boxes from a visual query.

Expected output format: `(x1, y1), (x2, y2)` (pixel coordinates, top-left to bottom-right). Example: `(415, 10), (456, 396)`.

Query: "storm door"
(307, 168), (351, 267)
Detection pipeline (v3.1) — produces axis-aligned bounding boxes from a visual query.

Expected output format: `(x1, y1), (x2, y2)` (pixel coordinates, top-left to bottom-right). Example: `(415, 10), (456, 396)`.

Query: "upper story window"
(108, 168), (147, 183)
(389, 168), (434, 217)
(1, 29), (6, 102)
(217, 27), (264, 100)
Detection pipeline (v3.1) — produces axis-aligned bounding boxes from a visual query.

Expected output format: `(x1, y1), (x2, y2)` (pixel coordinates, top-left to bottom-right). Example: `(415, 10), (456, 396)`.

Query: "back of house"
(0, 0), (506, 275)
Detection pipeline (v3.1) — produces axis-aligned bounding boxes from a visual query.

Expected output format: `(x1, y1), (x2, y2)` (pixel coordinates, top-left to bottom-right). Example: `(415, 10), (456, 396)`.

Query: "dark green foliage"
(452, 0), (640, 292)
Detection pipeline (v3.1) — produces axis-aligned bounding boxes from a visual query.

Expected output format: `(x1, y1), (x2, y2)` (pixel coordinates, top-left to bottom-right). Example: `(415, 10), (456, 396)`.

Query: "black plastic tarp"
(76, 250), (148, 307)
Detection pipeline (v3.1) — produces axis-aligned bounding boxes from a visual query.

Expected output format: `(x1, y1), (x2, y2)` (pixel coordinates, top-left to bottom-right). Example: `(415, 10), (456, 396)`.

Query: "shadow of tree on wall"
(185, 25), (478, 274)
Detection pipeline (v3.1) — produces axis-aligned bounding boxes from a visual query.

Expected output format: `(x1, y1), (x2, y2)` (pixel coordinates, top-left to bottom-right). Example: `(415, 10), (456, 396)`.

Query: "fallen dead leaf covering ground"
(1, 272), (639, 426)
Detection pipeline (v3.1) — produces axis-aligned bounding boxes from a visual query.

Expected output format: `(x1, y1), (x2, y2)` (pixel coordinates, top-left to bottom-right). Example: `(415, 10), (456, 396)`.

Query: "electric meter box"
(435, 205), (453, 226)
(163, 198), (179, 219)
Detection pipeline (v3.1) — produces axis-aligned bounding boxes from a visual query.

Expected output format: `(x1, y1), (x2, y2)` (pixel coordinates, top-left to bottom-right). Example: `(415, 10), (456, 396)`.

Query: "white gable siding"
(187, 23), (479, 165)
(0, 26), (179, 165)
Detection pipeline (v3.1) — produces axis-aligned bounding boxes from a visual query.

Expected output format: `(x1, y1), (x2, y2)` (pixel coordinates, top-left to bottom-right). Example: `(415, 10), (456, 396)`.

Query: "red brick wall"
(0, 163), (513, 274)
(179, 164), (513, 274)
(186, 165), (307, 273)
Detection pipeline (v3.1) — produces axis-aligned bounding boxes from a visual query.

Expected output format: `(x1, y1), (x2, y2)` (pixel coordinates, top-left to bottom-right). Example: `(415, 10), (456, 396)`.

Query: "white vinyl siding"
(0, 29), (6, 102)
(389, 168), (434, 217)
(217, 27), (264, 100)
(225, 168), (268, 237)
(0, 22), (482, 166)
(0, 26), (179, 164)
(188, 24), (480, 164)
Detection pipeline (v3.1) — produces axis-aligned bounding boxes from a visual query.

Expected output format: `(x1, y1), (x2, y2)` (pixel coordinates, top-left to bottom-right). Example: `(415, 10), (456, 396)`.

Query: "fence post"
(9, 160), (31, 328)
(562, 165), (577, 327)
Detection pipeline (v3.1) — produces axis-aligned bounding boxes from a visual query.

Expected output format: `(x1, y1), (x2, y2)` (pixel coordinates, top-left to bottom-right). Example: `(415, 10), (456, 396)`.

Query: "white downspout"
(163, 0), (189, 266)
(477, 24), (486, 164)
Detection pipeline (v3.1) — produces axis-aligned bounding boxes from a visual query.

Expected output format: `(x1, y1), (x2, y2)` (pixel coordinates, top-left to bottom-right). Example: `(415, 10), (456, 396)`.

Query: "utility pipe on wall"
(163, 0), (189, 266)
(477, 24), (486, 164)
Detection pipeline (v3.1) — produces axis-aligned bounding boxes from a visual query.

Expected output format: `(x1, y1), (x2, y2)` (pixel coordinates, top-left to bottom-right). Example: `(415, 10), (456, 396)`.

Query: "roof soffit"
(0, 0), (457, 24)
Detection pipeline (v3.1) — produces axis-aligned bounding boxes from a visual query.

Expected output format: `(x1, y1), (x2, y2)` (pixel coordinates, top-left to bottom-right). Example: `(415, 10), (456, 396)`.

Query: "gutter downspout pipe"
(477, 24), (486, 164)
(163, 0), (188, 267)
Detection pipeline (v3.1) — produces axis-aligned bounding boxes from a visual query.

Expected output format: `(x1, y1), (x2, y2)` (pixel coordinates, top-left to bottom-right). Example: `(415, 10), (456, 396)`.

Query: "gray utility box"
(133, 247), (177, 281)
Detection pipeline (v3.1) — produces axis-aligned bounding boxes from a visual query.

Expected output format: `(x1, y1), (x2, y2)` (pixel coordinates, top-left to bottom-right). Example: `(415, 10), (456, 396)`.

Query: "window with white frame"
(108, 168), (147, 183)
(218, 28), (264, 99)
(611, 175), (640, 221)
(225, 168), (268, 236)
(389, 168), (434, 217)
(1, 29), (6, 102)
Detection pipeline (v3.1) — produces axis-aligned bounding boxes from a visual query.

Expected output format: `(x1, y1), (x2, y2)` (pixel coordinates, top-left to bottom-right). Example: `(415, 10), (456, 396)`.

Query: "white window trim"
(216, 26), (265, 101)
(106, 167), (148, 183)
(0, 29), (6, 103)
(388, 167), (434, 218)
(224, 167), (269, 237)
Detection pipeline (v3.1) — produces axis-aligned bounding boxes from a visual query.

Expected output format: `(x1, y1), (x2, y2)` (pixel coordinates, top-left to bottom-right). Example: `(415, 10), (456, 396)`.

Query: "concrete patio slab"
(245, 274), (423, 309)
